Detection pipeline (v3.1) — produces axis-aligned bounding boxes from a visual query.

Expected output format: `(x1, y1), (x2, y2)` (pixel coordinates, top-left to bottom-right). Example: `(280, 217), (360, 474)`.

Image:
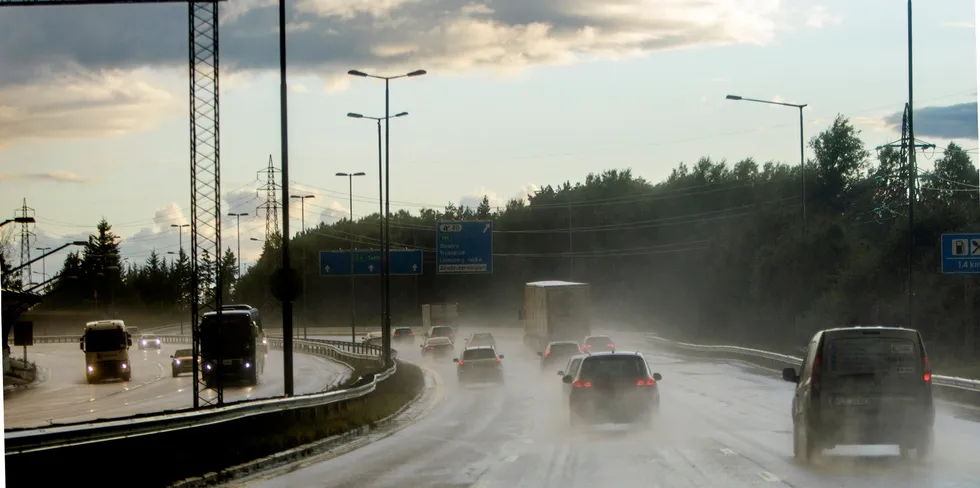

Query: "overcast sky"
(0, 0), (976, 272)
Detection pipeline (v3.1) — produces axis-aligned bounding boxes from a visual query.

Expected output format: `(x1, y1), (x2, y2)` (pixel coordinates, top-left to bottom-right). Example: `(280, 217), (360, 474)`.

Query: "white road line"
(720, 448), (736, 455)
(503, 455), (519, 463)
(758, 471), (781, 482)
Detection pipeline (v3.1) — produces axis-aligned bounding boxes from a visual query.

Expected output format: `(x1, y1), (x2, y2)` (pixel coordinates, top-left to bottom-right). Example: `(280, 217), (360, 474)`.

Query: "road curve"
(3, 343), (351, 429)
(236, 328), (980, 488)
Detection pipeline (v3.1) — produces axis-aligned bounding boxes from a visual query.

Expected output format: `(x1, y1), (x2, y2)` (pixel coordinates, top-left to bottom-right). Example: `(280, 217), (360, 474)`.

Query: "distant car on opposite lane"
(139, 335), (162, 350)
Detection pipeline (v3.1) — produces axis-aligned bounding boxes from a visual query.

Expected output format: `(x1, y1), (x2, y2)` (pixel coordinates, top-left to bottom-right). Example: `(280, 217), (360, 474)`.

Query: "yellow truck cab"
(79, 320), (133, 383)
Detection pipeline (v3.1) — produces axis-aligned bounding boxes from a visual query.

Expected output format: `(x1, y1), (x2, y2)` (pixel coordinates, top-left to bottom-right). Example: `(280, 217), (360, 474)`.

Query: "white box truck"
(422, 303), (458, 336)
(521, 281), (591, 352)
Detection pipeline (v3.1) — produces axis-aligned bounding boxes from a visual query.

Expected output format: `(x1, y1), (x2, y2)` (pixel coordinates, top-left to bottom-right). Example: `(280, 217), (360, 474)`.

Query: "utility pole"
(35, 246), (51, 290)
(905, 0), (915, 330)
(228, 213), (248, 278)
(16, 199), (35, 288)
(567, 195), (573, 281)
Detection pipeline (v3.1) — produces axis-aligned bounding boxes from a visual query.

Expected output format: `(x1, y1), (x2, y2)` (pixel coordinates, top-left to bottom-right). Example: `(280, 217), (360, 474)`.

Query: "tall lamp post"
(725, 94), (808, 240)
(170, 223), (190, 333)
(336, 171), (366, 342)
(35, 246), (51, 291)
(290, 195), (315, 339)
(228, 213), (248, 279)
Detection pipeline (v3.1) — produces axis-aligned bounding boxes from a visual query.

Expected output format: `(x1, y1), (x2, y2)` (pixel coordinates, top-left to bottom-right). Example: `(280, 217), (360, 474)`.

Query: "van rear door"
(820, 330), (925, 414)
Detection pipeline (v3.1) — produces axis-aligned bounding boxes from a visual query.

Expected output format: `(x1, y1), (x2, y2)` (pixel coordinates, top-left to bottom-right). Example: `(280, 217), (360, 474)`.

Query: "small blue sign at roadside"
(436, 220), (493, 274)
(940, 233), (980, 274)
(319, 250), (423, 276)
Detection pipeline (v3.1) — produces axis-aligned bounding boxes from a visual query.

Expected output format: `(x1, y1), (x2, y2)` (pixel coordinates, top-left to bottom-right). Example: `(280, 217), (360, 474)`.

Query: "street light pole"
(336, 172), (366, 343)
(346, 110), (410, 353)
(171, 223), (190, 334)
(345, 68), (420, 368)
(227, 213), (248, 279)
(725, 94), (808, 239)
(290, 195), (315, 339)
(35, 246), (51, 290)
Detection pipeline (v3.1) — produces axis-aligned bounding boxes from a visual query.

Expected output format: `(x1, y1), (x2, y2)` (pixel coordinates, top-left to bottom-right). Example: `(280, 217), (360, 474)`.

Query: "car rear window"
(826, 337), (919, 377)
(473, 333), (492, 339)
(463, 348), (497, 360)
(394, 328), (412, 334)
(550, 343), (580, 354)
(585, 336), (611, 346)
(427, 337), (451, 345)
(431, 327), (452, 336)
(175, 349), (192, 356)
(580, 356), (646, 378)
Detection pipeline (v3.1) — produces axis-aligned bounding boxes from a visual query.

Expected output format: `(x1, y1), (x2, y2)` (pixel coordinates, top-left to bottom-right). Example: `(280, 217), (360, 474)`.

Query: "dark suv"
(562, 351), (662, 426)
(538, 341), (583, 371)
(782, 326), (935, 463)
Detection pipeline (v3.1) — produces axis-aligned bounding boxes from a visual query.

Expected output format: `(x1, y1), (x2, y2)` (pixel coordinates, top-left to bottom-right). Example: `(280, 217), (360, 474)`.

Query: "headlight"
(174, 359), (181, 365)
(205, 363), (212, 371)
(155, 339), (160, 344)
(244, 362), (251, 369)
(87, 365), (94, 373)
(121, 362), (127, 369)
(141, 340), (146, 345)
(262, 338), (267, 344)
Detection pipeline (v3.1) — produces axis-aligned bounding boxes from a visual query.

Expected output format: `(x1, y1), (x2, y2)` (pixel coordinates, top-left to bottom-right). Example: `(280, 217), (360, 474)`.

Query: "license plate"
(833, 396), (872, 406)
(222, 359), (233, 365)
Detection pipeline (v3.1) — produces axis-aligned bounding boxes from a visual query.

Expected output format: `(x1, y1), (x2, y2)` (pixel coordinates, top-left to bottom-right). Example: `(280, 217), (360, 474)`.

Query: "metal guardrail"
(645, 334), (980, 393)
(5, 338), (398, 453)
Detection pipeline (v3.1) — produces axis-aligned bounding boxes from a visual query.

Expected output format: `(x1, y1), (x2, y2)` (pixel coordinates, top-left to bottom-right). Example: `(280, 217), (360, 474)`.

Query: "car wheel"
(907, 428), (934, 463)
(172, 368), (179, 378)
(122, 372), (132, 382)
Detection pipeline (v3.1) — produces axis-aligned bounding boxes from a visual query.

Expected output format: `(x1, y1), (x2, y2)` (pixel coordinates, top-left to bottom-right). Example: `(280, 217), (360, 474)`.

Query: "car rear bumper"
(811, 406), (935, 444)
(570, 389), (658, 421)
(458, 367), (504, 381)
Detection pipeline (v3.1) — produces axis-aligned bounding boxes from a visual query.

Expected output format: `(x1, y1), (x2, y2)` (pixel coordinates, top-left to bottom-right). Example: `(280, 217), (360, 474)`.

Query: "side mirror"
(562, 375), (573, 384)
(653, 373), (663, 381)
(498, 354), (504, 359)
(127, 338), (133, 347)
(557, 370), (564, 376)
(536, 351), (543, 357)
(782, 367), (799, 383)
(79, 337), (84, 351)
(170, 355), (174, 358)
(420, 344), (425, 348)
(453, 358), (459, 363)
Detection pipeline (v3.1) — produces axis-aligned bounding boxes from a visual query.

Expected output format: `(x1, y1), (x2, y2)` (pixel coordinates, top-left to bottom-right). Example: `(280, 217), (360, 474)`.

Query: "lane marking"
(758, 471), (780, 482)
(503, 455), (519, 463)
(720, 448), (736, 456)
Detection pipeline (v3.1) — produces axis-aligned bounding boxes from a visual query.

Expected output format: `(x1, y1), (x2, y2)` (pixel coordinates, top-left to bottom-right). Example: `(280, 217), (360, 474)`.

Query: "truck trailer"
(422, 303), (458, 335)
(522, 281), (591, 352)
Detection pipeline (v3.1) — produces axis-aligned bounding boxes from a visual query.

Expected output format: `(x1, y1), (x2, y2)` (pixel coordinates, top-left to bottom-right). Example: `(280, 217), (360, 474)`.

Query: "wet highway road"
(3, 343), (351, 429)
(236, 328), (980, 488)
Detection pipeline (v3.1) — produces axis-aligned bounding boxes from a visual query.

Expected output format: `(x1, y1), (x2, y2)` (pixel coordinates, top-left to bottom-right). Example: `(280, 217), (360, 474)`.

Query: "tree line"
(29, 114), (980, 366)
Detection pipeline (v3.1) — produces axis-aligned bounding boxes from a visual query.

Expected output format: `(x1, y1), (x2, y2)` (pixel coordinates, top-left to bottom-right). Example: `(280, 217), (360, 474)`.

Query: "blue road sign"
(319, 250), (423, 276)
(436, 220), (493, 274)
(941, 233), (980, 274)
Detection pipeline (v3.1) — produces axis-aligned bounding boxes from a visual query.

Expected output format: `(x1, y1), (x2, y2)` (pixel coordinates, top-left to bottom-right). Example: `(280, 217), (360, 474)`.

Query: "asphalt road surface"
(3, 343), (351, 429)
(236, 328), (980, 488)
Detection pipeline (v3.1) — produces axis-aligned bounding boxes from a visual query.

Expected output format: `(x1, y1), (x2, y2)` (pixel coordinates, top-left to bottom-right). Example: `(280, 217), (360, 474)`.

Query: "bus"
(79, 320), (133, 383)
(200, 310), (265, 386)
(221, 304), (267, 355)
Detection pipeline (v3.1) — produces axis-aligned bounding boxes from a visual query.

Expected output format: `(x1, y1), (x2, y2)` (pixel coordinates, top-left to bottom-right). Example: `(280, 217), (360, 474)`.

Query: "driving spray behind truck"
(522, 281), (591, 352)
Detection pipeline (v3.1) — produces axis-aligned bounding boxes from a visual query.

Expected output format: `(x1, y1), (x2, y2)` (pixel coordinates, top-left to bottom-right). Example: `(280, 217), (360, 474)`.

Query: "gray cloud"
(885, 102), (979, 140)
(0, 171), (88, 183)
(0, 0), (780, 86)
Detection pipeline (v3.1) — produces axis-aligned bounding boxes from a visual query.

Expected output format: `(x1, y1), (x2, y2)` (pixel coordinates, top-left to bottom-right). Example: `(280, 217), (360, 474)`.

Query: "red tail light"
(637, 377), (655, 386)
(573, 379), (592, 388)
(923, 356), (932, 382)
(577, 347), (584, 354)
(496, 357), (501, 363)
(607, 343), (615, 348)
(583, 344), (592, 349)
(811, 355), (822, 391)
(458, 360), (464, 365)
(427, 346), (433, 350)
(543, 351), (550, 358)
(409, 331), (414, 336)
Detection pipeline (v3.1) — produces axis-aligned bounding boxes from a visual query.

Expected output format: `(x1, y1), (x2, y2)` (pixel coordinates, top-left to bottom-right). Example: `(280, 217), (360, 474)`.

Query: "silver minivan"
(782, 326), (935, 462)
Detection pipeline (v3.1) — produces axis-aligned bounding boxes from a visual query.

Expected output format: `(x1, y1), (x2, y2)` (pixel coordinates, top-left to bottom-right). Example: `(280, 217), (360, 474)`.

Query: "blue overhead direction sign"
(940, 233), (980, 274)
(319, 251), (352, 276)
(319, 249), (423, 276)
(436, 220), (493, 274)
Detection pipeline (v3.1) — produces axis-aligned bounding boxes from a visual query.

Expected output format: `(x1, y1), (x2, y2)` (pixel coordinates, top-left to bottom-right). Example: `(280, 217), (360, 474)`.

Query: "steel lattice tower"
(0, 0), (226, 409)
(257, 155), (282, 241)
(16, 199), (35, 288)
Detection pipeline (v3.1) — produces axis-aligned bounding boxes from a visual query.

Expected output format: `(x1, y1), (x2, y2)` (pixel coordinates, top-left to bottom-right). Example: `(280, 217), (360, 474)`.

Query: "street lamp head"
(353, 172), (366, 176)
(250, 237), (262, 242)
(336, 172), (349, 177)
(347, 112), (364, 118)
(348, 70), (369, 77)
(71, 241), (87, 246)
(394, 112), (409, 117)
(406, 69), (427, 77)
(726, 95), (743, 100)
